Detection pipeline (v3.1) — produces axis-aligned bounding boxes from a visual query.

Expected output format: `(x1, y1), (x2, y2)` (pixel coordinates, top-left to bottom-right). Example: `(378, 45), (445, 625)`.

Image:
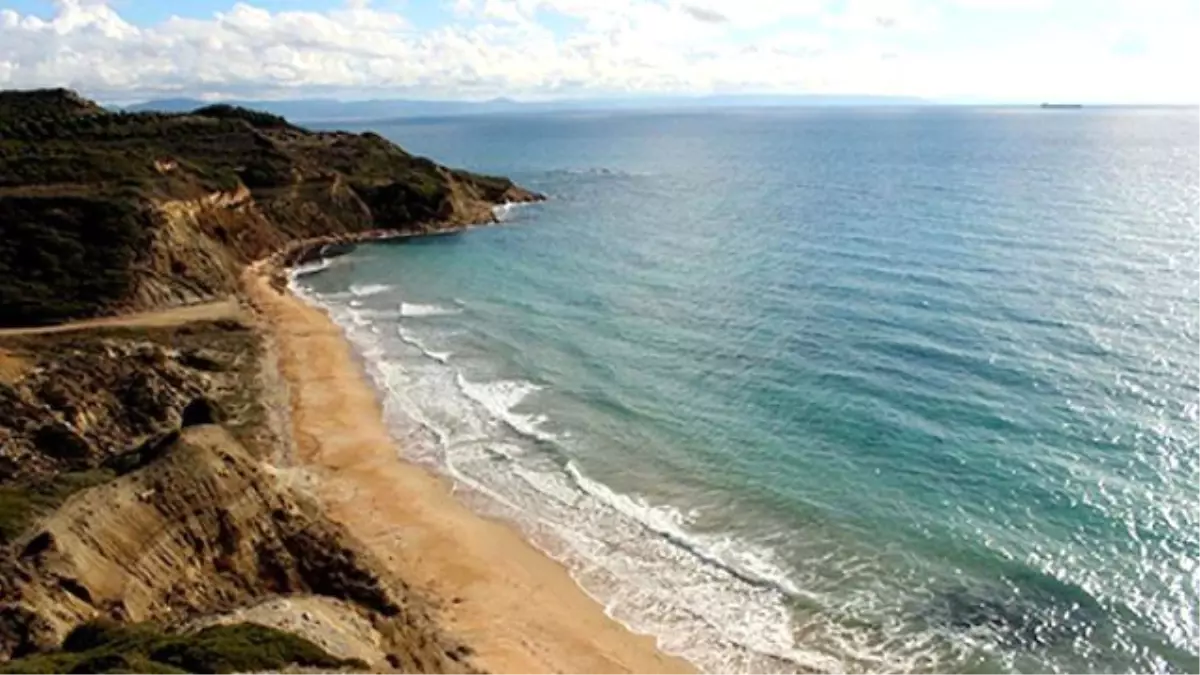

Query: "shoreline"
(243, 239), (696, 674)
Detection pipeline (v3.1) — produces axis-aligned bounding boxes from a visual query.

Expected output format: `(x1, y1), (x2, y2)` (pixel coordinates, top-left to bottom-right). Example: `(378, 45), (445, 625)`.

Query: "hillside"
(0, 88), (542, 673)
(0, 88), (540, 327)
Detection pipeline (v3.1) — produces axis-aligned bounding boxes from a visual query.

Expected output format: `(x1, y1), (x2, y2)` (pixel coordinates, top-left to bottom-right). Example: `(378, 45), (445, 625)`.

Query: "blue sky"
(0, 0), (1195, 103)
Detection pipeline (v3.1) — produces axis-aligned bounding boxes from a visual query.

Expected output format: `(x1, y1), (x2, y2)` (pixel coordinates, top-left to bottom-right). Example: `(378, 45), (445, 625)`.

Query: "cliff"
(0, 88), (540, 327)
(0, 89), (541, 673)
(1, 421), (472, 671)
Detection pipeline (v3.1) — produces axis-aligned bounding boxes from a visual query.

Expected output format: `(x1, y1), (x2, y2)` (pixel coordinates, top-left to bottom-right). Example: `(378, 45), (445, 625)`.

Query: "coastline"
(243, 239), (696, 674)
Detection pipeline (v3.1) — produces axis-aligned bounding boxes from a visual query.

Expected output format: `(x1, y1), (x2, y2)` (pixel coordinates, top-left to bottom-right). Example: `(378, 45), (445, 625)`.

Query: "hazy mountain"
(123, 94), (930, 122)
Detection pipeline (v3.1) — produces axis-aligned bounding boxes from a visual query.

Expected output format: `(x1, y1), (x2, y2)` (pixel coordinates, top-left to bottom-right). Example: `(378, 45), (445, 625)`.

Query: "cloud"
(0, 0), (1193, 102)
(823, 0), (938, 33)
(680, 4), (729, 23)
(948, 0), (1049, 10)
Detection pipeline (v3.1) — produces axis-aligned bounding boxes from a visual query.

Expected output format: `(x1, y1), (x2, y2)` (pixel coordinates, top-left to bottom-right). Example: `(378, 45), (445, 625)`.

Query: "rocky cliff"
(0, 88), (541, 673)
(0, 88), (541, 327)
(1, 422), (472, 671)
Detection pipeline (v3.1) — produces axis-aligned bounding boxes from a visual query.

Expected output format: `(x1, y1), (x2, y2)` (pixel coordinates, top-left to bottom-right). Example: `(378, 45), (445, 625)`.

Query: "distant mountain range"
(122, 94), (931, 122)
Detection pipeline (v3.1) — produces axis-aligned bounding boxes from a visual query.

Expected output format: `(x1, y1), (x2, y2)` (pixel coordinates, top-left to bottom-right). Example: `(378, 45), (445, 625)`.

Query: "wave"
(565, 461), (803, 598)
(557, 462), (844, 673)
(290, 282), (853, 673)
(340, 308), (373, 328)
(290, 257), (332, 279)
(441, 370), (836, 670)
(454, 374), (560, 444)
(492, 201), (538, 222)
(349, 283), (393, 297)
(401, 302), (462, 317)
(397, 326), (452, 363)
(545, 167), (651, 178)
(356, 308), (402, 320)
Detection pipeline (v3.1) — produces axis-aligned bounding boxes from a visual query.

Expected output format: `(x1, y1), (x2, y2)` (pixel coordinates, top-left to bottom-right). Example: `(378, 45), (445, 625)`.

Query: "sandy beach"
(243, 255), (694, 674)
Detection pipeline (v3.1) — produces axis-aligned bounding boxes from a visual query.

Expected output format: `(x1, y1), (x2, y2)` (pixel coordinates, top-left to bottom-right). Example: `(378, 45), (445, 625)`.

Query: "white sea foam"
(290, 257), (331, 278)
(442, 445), (526, 513)
(443, 375), (837, 671)
(290, 282), (864, 674)
(493, 202), (516, 221)
(454, 374), (561, 444)
(561, 470), (809, 602)
(345, 308), (373, 328)
(357, 308), (403, 320)
(512, 463), (582, 507)
(492, 199), (542, 222)
(400, 301), (461, 317)
(349, 282), (393, 297)
(397, 326), (452, 363)
(564, 461), (697, 544)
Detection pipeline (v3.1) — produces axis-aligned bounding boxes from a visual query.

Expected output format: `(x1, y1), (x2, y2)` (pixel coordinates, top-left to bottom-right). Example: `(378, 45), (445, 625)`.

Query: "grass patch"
(1, 620), (365, 674)
(0, 469), (116, 545)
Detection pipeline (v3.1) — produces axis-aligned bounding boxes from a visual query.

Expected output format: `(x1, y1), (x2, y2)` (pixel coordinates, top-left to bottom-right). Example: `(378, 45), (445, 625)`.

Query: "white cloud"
(0, 0), (1193, 102)
(948, 0), (1049, 10)
(825, 0), (939, 32)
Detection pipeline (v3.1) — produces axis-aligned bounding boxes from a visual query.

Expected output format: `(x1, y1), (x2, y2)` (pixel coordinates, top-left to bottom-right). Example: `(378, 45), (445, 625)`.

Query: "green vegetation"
(450, 168), (516, 196)
(0, 468), (116, 544)
(0, 196), (151, 326)
(149, 623), (363, 673)
(0, 110), (279, 190)
(0, 88), (103, 122)
(0, 88), (530, 327)
(1, 620), (365, 674)
(191, 104), (293, 130)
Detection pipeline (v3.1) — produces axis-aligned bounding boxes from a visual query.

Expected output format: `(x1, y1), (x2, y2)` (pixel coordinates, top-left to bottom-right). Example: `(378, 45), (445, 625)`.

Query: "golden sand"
(246, 260), (695, 674)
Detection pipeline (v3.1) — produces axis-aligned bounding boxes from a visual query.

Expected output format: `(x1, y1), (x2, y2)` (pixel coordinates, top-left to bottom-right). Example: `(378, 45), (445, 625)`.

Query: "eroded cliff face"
(0, 319), (476, 672)
(0, 318), (264, 485)
(0, 424), (472, 672)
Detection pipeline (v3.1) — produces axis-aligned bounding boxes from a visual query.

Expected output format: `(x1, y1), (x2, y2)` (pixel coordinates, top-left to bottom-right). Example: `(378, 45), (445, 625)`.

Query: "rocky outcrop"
(0, 89), (542, 327)
(0, 318), (478, 672)
(0, 424), (471, 671)
(0, 320), (261, 484)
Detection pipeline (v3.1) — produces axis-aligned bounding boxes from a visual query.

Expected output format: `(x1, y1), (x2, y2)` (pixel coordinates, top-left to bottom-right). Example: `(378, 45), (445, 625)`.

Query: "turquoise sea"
(295, 107), (1199, 674)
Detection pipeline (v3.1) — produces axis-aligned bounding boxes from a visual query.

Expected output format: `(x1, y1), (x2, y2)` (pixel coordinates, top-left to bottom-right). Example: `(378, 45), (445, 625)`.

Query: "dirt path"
(0, 299), (244, 338)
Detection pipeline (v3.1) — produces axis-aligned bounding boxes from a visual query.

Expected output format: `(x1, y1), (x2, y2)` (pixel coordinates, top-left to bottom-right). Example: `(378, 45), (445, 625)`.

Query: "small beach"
(244, 256), (694, 675)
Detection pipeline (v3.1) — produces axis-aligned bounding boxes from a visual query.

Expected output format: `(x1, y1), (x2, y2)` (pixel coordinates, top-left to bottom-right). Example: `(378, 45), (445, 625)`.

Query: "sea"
(293, 106), (1199, 674)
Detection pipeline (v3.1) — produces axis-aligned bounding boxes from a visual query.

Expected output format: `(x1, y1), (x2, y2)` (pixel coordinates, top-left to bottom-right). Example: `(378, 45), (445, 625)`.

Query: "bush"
(0, 196), (151, 326)
(0, 620), (364, 674)
(191, 105), (292, 130)
(151, 623), (361, 673)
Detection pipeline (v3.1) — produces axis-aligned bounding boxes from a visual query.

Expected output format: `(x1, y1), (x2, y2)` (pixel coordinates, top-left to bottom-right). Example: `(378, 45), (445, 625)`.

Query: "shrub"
(150, 623), (362, 673)
(191, 105), (292, 130)
(0, 196), (151, 326)
(0, 620), (364, 674)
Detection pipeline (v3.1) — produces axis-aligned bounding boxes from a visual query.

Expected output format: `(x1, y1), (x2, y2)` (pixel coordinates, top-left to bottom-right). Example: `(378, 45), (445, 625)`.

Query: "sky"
(0, 0), (1196, 104)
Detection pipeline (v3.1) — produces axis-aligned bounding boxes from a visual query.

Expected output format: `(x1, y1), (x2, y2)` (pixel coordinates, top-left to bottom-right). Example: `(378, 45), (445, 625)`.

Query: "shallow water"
(297, 107), (1199, 673)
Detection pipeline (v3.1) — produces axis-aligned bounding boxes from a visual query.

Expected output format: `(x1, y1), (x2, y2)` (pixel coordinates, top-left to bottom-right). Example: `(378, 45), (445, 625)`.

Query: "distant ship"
(1040, 103), (1083, 109)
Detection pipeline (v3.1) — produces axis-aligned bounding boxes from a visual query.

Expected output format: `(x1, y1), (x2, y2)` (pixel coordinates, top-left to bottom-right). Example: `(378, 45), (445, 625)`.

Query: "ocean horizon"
(293, 106), (1198, 674)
